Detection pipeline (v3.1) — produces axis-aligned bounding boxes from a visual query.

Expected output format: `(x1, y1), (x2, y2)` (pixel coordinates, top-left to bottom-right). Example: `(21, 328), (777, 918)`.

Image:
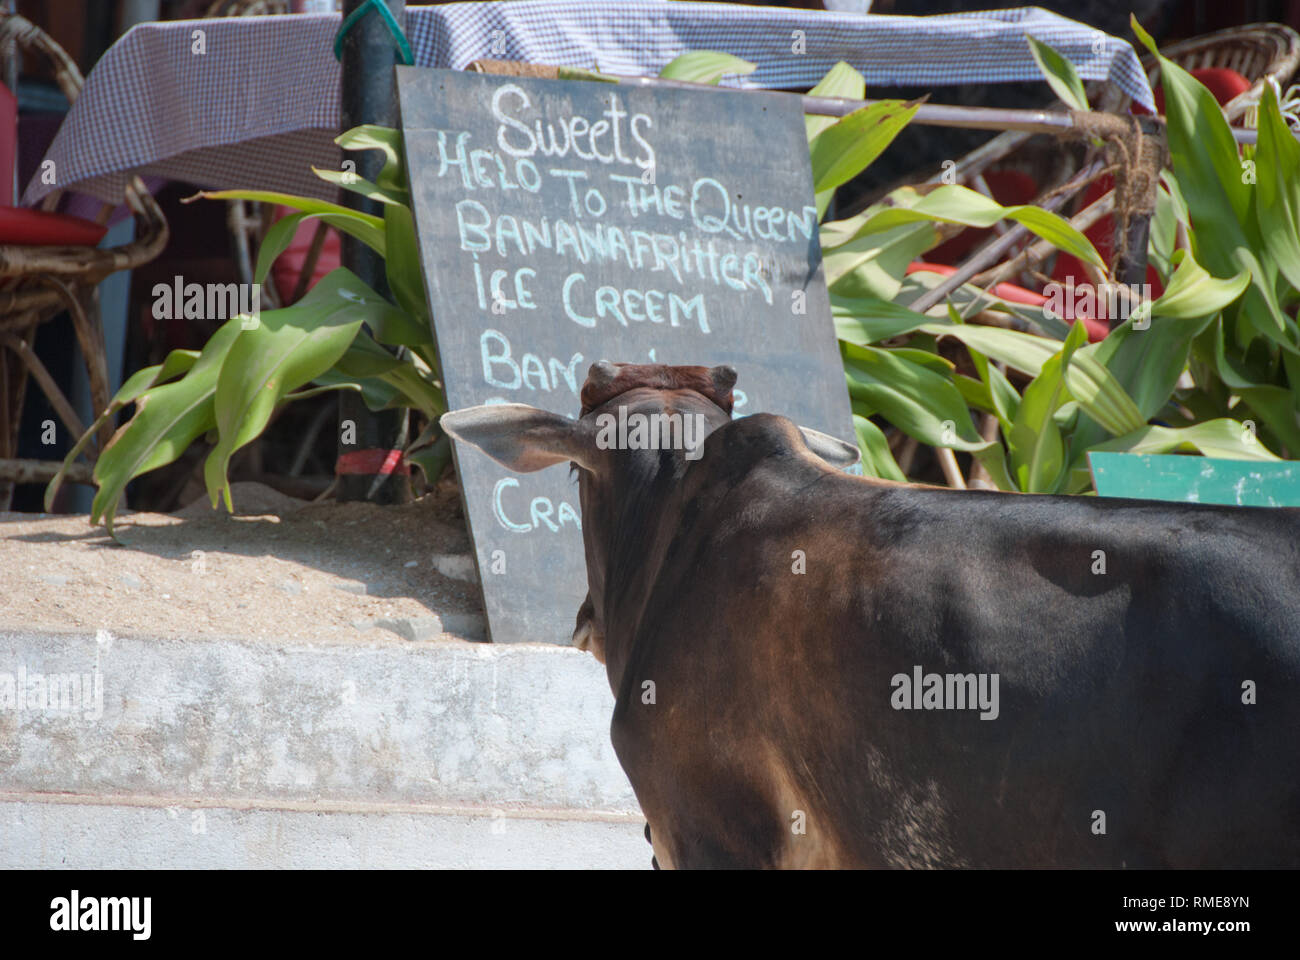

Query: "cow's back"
(612, 414), (1300, 868)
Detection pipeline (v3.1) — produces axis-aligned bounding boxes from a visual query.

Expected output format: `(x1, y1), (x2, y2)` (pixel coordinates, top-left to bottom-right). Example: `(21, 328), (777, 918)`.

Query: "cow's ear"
(440, 404), (595, 473)
(798, 426), (861, 469)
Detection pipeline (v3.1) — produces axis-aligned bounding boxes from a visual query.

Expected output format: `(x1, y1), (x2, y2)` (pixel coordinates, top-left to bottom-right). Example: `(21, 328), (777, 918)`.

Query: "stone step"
(0, 791), (648, 869)
(1, 628), (644, 868)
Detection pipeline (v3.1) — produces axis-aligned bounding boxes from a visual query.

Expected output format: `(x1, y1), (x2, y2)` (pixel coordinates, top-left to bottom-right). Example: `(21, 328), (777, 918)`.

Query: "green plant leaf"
(43, 349), (201, 513)
(1089, 418), (1281, 460)
(406, 433), (453, 485)
(824, 222), (937, 299)
(850, 409), (907, 481)
(970, 349), (1021, 432)
(89, 324), (248, 536)
(337, 124), (407, 193)
(972, 441), (1019, 492)
(831, 295), (933, 343)
(195, 189), (385, 257)
(658, 52), (756, 85)
(920, 322), (1059, 377)
(1026, 35), (1090, 111)
(805, 62), (866, 141)
(201, 270), (385, 511)
(1062, 348), (1147, 438)
(312, 167), (409, 206)
(1006, 321), (1088, 492)
(837, 184), (1105, 269)
(253, 211), (387, 286)
(382, 202), (432, 332)
(842, 341), (989, 452)
(809, 100), (920, 194)
(1256, 83), (1300, 293)
(1128, 248), (1251, 325)
(1132, 16), (1292, 342)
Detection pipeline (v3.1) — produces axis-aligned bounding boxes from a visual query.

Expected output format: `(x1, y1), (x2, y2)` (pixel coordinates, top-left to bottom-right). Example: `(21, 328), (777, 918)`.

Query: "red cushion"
(0, 205), (108, 246)
(0, 81), (15, 206)
(1154, 67), (1252, 114)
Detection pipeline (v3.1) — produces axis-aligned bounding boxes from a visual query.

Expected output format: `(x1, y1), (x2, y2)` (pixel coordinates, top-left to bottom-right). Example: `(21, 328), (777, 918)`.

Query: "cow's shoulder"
(696, 412), (833, 482)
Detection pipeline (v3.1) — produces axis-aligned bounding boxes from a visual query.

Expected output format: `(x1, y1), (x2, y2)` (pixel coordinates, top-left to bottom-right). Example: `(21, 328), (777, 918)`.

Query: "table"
(23, 1), (1154, 208)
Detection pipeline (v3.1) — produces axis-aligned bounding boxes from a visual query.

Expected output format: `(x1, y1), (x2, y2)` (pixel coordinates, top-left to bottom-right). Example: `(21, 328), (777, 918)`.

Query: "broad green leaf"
(809, 100), (920, 193)
(841, 341), (989, 452)
(850, 409), (907, 481)
(954, 373), (995, 413)
(1256, 84), (1300, 292)
(658, 52), (756, 85)
(1089, 418), (1281, 460)
(1127, 248), (1250, 325)
(806, 62), (866, 141)
(382, 202), (432, 333)
(972, 441), (1019, 492)
(253, 211), (388, 285)
(330, 330), (446, 417)
(89, 324), (247, 536)
(831, 295), (933, 343)
(337, 124), (407, 193)
(312, 167), (408, 206)
(838, 184), (1104, 269)
(1132, 16), (1291, 340)
(1231, 378), (1300, 457)
(200, 270), (404, 511)
(970, 349), (1021, 432)
(825, 221), (937, 298)
(1007, 322), (1088, 492)
(1026, 35), (1090, 111)
(313, 367), (402, 412)
(1073, 250), (1244, 451)
(887, 347), (955, 377)
(44, 349), (201, 513)
(1132, 17), (1249, 227)
(920, 322), (1059, 377)
(1147, 180), (1178, 283)
(1062, 350), (1147, 437)
(195, 189), (385, 257)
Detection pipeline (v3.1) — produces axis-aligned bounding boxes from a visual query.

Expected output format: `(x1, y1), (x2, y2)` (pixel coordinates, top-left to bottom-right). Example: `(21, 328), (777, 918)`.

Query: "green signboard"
(1088, 452), (1300, 507)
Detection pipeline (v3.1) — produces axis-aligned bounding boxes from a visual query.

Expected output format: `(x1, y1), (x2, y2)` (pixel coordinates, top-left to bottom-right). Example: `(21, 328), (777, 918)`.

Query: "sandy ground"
(0, 480), (486, 645)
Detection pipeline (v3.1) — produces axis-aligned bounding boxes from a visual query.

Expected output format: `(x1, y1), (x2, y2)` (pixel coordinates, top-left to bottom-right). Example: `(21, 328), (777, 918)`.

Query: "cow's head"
(440, 362), (858, 663)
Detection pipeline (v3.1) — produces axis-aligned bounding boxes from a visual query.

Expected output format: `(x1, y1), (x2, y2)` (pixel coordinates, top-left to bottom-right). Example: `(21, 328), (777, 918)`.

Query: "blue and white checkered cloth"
(24, 1), (1154, 207)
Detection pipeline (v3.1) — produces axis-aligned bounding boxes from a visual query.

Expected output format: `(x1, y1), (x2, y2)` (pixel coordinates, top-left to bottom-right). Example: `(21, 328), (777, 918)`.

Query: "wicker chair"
(0, 12), (168, 509)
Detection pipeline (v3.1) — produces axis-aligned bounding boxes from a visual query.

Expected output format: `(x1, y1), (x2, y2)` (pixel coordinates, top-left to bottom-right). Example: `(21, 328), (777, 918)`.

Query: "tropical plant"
(46, 54), (762, 535)
(51, 34), (1296, 532)
(809, 23), (1291, 490)
(46, 126), (448, 535)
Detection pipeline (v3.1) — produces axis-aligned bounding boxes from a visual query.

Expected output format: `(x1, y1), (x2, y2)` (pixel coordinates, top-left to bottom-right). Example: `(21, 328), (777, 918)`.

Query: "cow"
(440, 361), (1300, 869)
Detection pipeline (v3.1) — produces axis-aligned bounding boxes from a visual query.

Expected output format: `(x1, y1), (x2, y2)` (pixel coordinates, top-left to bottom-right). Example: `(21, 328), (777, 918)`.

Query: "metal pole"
(337, 0), (409, 504)
(611, 73), (1276, 145)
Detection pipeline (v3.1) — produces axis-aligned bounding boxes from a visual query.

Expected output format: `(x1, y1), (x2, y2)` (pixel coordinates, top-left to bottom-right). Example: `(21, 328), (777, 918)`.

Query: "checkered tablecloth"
(24, 1), (1155, 207)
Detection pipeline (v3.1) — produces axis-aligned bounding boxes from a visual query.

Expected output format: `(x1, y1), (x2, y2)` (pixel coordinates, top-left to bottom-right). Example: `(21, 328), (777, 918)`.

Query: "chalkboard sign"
(398, 67), (855, 644)
(1089, 452), (1300, 507)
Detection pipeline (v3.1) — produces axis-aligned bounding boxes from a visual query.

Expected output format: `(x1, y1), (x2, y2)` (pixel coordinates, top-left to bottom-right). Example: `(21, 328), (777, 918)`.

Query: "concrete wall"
(0, 629), (646, 869)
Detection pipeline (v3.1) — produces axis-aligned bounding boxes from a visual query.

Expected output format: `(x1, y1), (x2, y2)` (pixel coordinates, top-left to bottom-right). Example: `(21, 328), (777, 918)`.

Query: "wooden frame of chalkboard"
(398, 67), (856, 644)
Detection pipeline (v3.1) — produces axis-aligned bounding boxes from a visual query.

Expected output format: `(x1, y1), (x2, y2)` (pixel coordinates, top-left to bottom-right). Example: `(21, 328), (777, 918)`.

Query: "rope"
(332, 0), (413, 67)
(1067, 111), (1168, 278)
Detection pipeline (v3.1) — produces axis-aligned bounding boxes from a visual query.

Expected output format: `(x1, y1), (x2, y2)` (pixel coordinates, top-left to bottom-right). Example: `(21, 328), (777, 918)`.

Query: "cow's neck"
(584, 453), (693, 696)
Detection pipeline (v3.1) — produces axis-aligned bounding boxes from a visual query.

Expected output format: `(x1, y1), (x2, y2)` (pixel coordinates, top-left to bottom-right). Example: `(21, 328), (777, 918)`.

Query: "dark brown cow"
(441, 362), (1300, 869)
